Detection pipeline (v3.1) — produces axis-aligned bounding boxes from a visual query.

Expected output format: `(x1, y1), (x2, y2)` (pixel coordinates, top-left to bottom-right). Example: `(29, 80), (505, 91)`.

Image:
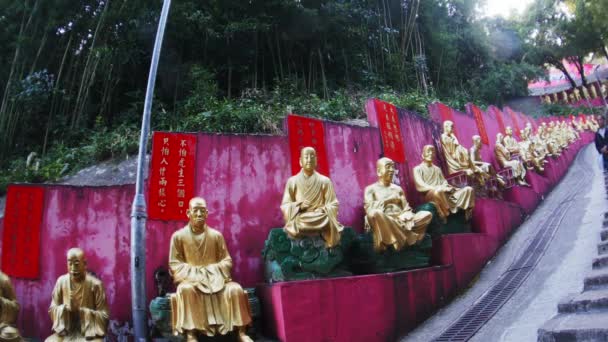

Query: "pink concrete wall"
(0, 98), (592, 338)
(0, 185), (134, 337)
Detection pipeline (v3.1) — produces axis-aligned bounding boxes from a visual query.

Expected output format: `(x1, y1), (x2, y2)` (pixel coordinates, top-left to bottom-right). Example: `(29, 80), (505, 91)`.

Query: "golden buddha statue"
(46, 248), (108, 342)
(364, 157), (432, 252)
(562, 91), (569, 103)
(589, 85), (598, 99)
(494, 133), (528, 186)
(169, 197), (252, 342)
(601, 83), (607, 98)
(544, 95), (552, 104)
(440, 120), (489, 185)
(413, 145), (475, 222)
(574, 88), (582, 102)
(552, 93), (559, 103)
(538, 124), (561, 156)
(519, 129), (545, 173)
(568, 93), (576, 103)
(549, 122), (568, 149)
(281, 147), (343, 248)
(503, 127), (520, 154)
(582, 86), (590, 100)
(589, 116), (600, 132)
(0, 271), (21, 341)
(469, 135), (505, 187)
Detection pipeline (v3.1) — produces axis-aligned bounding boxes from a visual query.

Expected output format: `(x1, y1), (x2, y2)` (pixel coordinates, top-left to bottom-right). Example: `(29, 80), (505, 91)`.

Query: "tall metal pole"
(131, 0), (172, 339)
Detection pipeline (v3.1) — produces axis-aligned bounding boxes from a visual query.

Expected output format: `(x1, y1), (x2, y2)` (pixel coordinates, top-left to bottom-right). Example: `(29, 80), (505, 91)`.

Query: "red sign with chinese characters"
(374, 99), (406, 163)
(287, 114), (330, 176)
(493, 108), (506, 134)
(436, 102), (459, 139)
(506, 108), (521, 138)
(1, 185), (45, 279)
(148, 132), (197, 221)
(469, 104), (489, 145)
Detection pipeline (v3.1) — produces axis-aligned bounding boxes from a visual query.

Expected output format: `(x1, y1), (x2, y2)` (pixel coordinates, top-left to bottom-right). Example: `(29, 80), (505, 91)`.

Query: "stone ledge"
(592, 256), (608, 270)
(538, 312), (608, 342)
(598, 242), (608, 256)
(584, 270), (608, 291)
(557, 289), (608, 313)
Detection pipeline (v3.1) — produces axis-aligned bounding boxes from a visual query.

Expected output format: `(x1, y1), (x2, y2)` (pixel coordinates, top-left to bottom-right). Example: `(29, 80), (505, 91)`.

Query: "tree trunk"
(317, 47), (329, 99)
(552, 61), (577, 88)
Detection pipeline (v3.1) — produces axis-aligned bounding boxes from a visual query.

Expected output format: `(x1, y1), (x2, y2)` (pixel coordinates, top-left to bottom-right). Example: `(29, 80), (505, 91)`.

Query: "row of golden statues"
(541, 83), (606, 104)
(0, 116), (597, 341)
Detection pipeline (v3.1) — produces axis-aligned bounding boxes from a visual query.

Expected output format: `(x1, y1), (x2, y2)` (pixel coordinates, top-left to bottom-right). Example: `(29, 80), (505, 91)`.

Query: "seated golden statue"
(494, 133), (529, 186)
(589, 85), (598, 99)
(519, 130), (545, 173)
(589, 116), (600, 132)
(440, 120), (489, 185)
(46, 248), (108, 342)
(582, 86), (590, 100)
(169, 197), (252, 342)
(574, 88), (582, 101)
(469, 135), (505, 187)
(281, 147), (343, 248)
(538, 125), (560, 156)
(364, 157), (432, 252)
(0, 271), (21, 342)
(503, 127), (520, 154)
(413, 145), (475, 222)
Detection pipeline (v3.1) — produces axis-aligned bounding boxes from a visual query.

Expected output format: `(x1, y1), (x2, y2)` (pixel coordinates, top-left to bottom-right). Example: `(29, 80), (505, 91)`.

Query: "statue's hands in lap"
(398, 211), (414, 221)
(383, 195), (401, 206)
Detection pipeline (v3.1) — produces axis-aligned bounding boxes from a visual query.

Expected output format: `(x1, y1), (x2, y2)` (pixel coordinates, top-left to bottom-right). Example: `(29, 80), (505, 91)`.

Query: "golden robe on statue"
(169, 226), (252, 336)
(46, 274), (108, 341)
(441, 133), (474, 175)
(364, 182), (432, 252)
(0, 271), (20, 342)
(503, 134), (520, 154)
(495, 137), (527, 182)
(413, 163), (475, 220)
(281, 171), (343, 248)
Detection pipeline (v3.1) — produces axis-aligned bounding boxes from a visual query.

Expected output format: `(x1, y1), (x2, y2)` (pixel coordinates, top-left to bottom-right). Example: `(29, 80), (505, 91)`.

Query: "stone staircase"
(537, 173), (608, 342)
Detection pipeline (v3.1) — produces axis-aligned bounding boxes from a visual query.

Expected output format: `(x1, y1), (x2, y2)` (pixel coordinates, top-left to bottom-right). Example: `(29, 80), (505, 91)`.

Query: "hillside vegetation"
(0, 0), (605, 193)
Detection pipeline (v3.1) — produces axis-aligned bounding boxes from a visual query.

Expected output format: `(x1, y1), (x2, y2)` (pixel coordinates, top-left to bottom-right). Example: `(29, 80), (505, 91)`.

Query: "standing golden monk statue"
(413, 145), (475, 222)
(281, 147), (344, 248)
(364, 157), (432, 252)
(440, 121), (489, 185)
(169, 197), (252, 342)
(0, 271), (21, 341)
(494, 133), (528, 186)
(46, 248), (108, 342)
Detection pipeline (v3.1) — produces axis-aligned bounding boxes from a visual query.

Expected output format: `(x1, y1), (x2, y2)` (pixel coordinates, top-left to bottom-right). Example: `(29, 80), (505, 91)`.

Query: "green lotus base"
(262, 228), (356, 282)
(416, 203), (471, 237)
(349, 232), (432, 274)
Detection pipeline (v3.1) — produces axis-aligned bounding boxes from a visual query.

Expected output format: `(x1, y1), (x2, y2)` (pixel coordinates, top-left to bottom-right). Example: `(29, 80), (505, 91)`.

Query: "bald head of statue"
(67, 248), (87, 282)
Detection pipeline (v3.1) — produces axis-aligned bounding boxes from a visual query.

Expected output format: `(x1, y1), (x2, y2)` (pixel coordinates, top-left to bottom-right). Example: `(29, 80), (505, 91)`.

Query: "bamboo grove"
(0, 0), (606, 169)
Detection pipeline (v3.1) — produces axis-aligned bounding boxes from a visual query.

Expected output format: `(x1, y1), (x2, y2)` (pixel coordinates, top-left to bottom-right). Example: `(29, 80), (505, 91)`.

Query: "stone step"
(557, 289), (608, 313)
(593, 256), (608, 270)
(538, 312), (608, 342)
(602, 229), (608, 242)
(599, 241), (608, 256)
(584, 270), (608, 291)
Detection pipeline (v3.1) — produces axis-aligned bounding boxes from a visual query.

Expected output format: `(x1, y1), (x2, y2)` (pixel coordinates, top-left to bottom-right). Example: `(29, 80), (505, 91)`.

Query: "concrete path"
(402, 144), (606, 342)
